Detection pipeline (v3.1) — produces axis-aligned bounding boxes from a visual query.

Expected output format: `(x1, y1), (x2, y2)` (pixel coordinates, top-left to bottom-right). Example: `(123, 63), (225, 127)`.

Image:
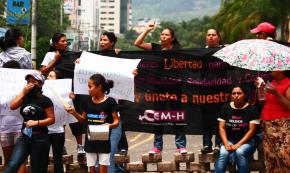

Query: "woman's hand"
(69, 92), (75, 100)
(64, 105), (76, 115)
(265, 84), (277, 95)
(75, 58), (80, 64)
(146, 21), (155, 32)
(231, 143), (242, 151)
(25, 120), (38, 127)
(23, 83), (35, 94)
(224, 143), (232, 151)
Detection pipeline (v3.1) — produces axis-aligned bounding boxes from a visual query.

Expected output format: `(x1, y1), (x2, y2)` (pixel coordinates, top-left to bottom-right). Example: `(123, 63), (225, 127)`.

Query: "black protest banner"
(115, 49), (271, 134)
(59, 49), (271, 134)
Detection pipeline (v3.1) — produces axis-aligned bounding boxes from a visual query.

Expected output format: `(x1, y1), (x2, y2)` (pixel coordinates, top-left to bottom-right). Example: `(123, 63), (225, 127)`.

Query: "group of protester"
(0, 21), (289, 173)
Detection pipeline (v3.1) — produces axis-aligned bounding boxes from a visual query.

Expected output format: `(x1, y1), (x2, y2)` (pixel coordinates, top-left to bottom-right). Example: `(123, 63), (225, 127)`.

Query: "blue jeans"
(4, 133), (50, 173)
(49, 133), (65, 173)
(154, 133), (186, 150)
(214, 139), (256, 173)
(108, 121), (122, 173)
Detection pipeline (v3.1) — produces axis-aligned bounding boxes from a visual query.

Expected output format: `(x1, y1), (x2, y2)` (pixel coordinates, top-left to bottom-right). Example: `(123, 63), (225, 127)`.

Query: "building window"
(78, 0), (81, 6)
(101, 0), (106, 2)
(100, 6), (106, 8)
(109, 29), (114, 32)
(108, 11), (114, 14)
(100, 17), (107, 20)
(78, 9), (82, 15)
(108, 17), (114, 20)
(109, 0), (115, 2)
(101, 11), (106, 14)
(108, 23), (114, 26)
(109, 6), (114, 8)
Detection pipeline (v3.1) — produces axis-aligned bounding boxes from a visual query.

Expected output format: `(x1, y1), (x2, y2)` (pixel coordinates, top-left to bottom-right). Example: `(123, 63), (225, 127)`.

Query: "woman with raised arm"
(134, 22), (186, 154)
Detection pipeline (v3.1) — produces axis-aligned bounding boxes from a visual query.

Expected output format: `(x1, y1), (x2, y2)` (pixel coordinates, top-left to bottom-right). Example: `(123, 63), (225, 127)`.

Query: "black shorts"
(69, 122), (86, 136)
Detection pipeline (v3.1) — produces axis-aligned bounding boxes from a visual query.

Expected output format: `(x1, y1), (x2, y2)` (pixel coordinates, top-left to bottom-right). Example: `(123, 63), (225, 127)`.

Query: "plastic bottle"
(257, 77), (265, 101)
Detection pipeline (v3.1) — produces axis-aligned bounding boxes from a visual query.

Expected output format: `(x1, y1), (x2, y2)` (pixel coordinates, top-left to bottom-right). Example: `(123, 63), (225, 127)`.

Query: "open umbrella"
(213, 39), (290, 71)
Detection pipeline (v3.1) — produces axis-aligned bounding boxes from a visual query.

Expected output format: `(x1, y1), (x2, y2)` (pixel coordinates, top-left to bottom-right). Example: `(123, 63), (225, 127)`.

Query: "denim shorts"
(0, 132), (21, 147)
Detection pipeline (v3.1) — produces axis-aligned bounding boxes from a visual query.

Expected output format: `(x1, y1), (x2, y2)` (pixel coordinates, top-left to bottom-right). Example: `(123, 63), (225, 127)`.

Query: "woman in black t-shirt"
(4, 72), (55, 173)
(214, 85), (260, 173)
(134, 21), (186, 154)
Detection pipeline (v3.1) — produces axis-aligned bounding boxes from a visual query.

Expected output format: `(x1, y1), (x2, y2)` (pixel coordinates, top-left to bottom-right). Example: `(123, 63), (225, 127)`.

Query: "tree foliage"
(212, 0), (290, 43)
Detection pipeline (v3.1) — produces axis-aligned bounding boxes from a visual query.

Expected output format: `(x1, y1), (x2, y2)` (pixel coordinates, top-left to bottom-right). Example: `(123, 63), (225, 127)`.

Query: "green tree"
(35, 0), (70, 67)
(0, 0), (7, 27)
(212, 0), (290, 43)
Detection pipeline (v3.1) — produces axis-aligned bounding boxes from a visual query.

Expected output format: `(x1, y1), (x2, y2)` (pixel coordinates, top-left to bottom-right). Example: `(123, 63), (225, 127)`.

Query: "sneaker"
(178, 147), (187, 154)
(77, 144), (85, 155)
(213, 145), (220, 154)
(201, 145), (213, 154)
(148, 147), (161, 154)
(119, 149), (128, 155)
(62, 146), (68, 155)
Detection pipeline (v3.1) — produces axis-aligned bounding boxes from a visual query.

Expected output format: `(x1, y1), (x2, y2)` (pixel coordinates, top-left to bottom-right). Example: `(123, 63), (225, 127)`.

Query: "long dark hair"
(0, 28), (23, 51)
(90, 73), (114, 94)
(102, 31), (117, 49)
(163, 27), (181, 49)
(48, 32), (66, 52)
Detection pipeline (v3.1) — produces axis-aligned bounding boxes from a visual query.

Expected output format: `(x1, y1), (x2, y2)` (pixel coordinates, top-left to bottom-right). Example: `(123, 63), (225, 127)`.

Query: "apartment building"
(65, 0), (132, 51)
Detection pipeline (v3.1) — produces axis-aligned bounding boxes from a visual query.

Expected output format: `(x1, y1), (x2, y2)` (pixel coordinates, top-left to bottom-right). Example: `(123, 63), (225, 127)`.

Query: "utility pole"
(31, 0), (37, 69)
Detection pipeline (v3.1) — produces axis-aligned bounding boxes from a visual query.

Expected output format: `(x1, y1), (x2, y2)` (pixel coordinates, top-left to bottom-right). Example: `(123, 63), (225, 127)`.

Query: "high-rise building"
(98, 0), (132, 34)
(65, 0), (132, 51)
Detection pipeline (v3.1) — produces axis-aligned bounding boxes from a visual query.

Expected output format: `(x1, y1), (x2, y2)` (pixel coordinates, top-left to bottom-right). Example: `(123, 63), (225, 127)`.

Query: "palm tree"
(213, 0), (290, 43)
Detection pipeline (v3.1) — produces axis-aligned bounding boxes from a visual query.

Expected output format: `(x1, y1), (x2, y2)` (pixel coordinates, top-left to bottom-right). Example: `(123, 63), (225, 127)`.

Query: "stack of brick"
(115, 144), (265, 173)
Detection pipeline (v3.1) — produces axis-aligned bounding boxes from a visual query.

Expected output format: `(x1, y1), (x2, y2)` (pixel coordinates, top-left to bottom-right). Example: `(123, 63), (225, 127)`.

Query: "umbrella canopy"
(213, 39), (290, 71)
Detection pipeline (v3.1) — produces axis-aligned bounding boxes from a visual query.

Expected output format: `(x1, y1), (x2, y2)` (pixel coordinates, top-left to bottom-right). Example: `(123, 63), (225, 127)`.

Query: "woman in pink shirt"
(260, 70), (290, 173)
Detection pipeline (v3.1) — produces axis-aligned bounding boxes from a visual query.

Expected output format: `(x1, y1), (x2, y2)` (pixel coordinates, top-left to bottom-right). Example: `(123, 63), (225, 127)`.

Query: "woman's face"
(17, 36), (25, 47)
(88, 79), (101, 97)
(55, 36), (68, 51)
(231, 87), (246, 104)
(47, 71), (56, 80)
(160, 29), (173, 46)
(100, 35), (113, 50)
(206, 29), (220, 48)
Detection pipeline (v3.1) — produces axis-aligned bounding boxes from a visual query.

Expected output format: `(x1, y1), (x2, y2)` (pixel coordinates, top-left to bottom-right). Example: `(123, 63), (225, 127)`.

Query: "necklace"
(92, 95), (107, 104)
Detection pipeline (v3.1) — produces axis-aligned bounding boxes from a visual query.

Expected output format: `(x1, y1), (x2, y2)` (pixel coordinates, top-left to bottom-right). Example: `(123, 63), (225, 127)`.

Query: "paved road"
(0, 129), (204, 164)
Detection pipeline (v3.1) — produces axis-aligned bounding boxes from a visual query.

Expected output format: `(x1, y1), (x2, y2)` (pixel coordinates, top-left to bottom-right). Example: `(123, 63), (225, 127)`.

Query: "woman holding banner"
(99, 31), (129, 173)
(40, 32), (86, 157)
(4, 71), (55, 173)
(0, 28), (33, 173)
(134, 21), (186, 154)
(201, 29), (223, 154)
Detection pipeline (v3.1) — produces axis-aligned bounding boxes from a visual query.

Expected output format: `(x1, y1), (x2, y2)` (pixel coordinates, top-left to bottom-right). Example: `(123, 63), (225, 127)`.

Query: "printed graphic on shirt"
(87, 112), (108, 123)
(226, 115), (249, 131)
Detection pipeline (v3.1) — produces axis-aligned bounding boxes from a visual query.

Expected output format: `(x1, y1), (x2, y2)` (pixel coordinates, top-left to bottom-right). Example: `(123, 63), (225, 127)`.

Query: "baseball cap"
(25, 71), (45, 84)
(250, 22), (276, 34)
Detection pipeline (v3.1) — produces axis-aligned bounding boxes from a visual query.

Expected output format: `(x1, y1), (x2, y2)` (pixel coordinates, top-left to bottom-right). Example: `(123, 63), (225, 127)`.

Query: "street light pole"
(31, 0), (37, 69)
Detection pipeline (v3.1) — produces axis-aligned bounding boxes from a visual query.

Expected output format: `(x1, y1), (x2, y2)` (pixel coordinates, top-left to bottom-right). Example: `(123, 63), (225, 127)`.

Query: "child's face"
(88, 79), (101, 97)
(47, 71), (56, 80)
